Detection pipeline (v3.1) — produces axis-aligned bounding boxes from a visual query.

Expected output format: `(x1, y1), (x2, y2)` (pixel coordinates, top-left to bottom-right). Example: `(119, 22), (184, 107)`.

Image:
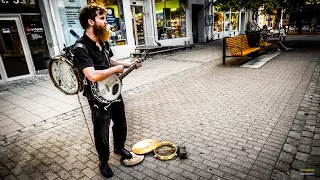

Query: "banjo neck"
(119, 64), (136, 80)
(118, 51), (148, 80)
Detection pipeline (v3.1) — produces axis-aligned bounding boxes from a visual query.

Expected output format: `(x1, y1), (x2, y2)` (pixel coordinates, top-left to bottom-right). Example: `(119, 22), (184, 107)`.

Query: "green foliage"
(212, 0), (314, 12)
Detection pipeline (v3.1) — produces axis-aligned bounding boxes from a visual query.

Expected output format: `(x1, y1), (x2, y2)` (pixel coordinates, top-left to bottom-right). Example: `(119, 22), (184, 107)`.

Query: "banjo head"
(95, 74), (122, 102)
(49, 57), (82, 95)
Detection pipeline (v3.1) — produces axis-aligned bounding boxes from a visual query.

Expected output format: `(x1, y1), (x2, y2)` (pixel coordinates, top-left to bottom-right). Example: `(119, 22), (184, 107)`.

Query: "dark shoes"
(114, 148), (133, 159)
(99, 163), (113, 178)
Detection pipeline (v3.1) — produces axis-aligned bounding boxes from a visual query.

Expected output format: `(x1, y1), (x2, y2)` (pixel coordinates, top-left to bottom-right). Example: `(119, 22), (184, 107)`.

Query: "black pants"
(88, 95), (127, 163)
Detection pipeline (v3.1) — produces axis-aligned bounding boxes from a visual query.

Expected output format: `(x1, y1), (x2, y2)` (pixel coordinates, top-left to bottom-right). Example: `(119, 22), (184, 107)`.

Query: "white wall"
(123, 0), (135, 47)
(40, 0), (65, 56)
(142, 0), (155, 46)
(158, 37), (193, 46)
(186, 1), (193, 43)
(111, 45), (136, 59)
(197, 5), (205, 42)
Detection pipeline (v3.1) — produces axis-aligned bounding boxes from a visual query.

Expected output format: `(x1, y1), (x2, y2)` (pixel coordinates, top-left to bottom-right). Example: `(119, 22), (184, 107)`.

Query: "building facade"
(0, 0), (51, 83)
(212, 8), (246, 40)
(47, 0), (197, 59)
(0, 0), (248, 83)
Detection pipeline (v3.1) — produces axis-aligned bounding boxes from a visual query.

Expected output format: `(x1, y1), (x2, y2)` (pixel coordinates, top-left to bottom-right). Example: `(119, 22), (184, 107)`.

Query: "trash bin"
(245, 31), (260, 47)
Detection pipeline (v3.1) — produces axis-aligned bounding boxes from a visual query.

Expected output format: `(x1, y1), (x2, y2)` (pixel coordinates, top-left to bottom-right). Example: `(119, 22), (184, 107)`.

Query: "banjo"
(91, 51), (148, 103)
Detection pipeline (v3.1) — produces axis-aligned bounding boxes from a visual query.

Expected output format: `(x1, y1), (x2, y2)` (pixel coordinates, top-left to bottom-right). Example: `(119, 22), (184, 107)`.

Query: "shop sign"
(0, 0), (38, 13)
(65, 6), (81, 25)
(2, 28), (10, 33)
(25, 27), (43, 32)
(106, 8), (116, 26)
(0, 0), (35, 5)
(205, 15), (213, 26)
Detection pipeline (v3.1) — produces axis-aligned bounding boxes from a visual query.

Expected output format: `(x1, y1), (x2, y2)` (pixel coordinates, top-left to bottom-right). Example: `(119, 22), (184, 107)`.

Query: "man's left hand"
(134, 59), (142, 69)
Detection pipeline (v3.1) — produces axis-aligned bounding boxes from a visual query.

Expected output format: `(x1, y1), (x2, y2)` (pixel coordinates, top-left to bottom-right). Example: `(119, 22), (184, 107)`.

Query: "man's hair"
(78, 3), (106, 30)
(263, 25), (267, 29)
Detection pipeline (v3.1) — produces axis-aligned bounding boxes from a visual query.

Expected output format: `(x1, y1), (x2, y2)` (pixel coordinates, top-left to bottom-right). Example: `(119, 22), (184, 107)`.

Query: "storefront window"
(214, 12), (223, 32)
(268, 14), (277, 28)
(155, 0), (186, 40)
(230, 13), (239, 31)
(88, 0), (127, 46)
(57, 0), (87, 47)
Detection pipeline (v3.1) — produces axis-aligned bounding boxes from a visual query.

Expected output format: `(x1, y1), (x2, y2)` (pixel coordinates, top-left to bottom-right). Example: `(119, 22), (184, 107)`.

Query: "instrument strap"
(103, 42), (112, 68)
(76, 93), (95, 147)
(73, 42), (89, 86)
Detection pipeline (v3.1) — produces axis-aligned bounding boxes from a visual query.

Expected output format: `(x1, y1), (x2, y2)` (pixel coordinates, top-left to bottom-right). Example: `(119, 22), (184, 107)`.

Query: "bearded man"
(74, 4), (141, 178)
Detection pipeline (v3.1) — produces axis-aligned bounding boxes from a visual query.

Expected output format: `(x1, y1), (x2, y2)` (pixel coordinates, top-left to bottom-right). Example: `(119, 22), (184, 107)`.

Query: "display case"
(214, 12), (223, 32)
(135, 12), (144, 44)
(155, 0), (186, 40)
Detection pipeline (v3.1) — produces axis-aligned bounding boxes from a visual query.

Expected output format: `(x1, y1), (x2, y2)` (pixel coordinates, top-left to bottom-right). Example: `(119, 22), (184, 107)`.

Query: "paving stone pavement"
(0, 44), (221, 139)
(1, 38), (320, 180)
(271, 41), (320, 180)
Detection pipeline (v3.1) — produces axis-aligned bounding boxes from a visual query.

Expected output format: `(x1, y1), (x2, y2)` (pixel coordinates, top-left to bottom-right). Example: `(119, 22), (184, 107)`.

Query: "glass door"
(131, 6), (145, 46)
(0, 16), (34, 82)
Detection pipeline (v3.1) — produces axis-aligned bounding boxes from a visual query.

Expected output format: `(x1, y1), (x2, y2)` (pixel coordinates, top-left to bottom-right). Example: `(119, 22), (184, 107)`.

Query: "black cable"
(77, 93), (95, 146)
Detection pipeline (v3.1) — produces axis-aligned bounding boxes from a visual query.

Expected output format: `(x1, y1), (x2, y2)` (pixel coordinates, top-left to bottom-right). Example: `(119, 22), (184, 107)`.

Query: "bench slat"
(225, 35), (260, 57)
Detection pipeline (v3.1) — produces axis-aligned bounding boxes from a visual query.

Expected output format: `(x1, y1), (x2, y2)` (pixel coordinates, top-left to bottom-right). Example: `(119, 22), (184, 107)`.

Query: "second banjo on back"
(91, 51), (148, 103)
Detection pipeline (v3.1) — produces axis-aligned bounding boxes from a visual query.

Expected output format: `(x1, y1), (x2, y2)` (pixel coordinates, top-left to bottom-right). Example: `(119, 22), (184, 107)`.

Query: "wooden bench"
(223, 35), (261, 65)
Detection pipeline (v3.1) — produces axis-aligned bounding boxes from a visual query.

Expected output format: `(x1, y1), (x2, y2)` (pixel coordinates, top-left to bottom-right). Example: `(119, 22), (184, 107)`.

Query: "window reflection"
(22, 15), (50, 70)
(214, 12), (223, 32)
(155, 0), (186, 40)
(88, 0), (127, 46)
(230, 13), (239, 31)
(0, 20), (29, 77)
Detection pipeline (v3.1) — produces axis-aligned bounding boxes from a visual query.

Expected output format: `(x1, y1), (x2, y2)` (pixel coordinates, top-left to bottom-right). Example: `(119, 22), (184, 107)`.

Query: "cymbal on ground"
(121, 152), (144, 166)
(132, 139), (159, 155)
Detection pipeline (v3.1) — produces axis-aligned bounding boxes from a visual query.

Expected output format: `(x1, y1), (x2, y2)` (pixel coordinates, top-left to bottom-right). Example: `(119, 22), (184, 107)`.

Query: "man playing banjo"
(74, 3), (141, 178)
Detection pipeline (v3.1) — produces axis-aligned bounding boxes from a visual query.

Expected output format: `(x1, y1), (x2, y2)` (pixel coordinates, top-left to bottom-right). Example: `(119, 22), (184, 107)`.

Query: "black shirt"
(74, 33), (114, 100)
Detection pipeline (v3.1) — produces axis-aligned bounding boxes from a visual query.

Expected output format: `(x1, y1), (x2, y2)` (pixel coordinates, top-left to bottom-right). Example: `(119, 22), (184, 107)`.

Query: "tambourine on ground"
(153, 141), (178, 161)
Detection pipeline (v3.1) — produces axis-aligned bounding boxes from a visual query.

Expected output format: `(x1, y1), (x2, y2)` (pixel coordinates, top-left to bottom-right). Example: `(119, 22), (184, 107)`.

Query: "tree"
(212, 0), (313, 13)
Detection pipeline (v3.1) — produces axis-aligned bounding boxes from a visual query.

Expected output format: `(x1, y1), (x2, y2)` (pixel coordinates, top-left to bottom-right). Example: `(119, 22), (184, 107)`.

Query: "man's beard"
(93, 24), (110, 42)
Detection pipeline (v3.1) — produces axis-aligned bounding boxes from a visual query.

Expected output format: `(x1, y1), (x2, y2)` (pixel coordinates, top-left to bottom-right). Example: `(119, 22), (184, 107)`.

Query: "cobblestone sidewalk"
(272, 61), (320, 180)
